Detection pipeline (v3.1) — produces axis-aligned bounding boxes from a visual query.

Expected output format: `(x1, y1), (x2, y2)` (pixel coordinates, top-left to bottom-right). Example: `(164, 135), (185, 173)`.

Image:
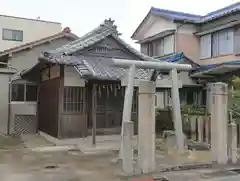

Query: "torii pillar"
(111, 58), (192, 174)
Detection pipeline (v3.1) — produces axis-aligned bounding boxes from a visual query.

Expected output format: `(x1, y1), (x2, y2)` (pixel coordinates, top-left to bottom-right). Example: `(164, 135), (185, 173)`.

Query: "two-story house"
(0, 14), (62, 51)
(131, 2), (240, 109)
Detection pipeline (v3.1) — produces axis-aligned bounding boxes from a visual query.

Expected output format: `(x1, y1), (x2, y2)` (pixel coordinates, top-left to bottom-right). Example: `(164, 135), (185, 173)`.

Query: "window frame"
(142, 34), (174, 57)
(2, 28), (23, 42)
(200, 28), (234, 59)
(10, 83), (38, 103)
(63, 86), (85, 114)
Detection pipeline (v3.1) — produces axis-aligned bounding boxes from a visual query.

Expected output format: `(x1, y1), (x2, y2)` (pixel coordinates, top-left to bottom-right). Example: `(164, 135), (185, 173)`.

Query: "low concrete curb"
(31, 145), (78, 152)
(158, 162), (213, 172)
(118, 162), (213, 179)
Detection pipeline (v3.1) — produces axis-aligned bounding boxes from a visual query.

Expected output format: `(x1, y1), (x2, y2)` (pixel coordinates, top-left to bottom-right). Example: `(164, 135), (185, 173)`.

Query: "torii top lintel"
(112, 59), (192, 72)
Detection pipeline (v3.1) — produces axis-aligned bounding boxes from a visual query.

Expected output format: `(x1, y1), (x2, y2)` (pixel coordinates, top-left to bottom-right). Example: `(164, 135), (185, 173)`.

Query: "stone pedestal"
(122, 121), (134, 175)
(210, 82), (228, 164)
(138, 81), (156, 173)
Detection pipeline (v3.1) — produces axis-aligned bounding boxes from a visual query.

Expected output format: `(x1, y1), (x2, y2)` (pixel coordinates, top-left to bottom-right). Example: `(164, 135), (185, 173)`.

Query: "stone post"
(190, 115), (197, 141)
(197, 116), (204, 142)
(210, 82), (228, 164)
(205, 117), (210, 144)
(228, 124), (232, 159)
(138, 81), (156, 173)
(228, 123), (238, 164)
(122, 121), (134, 175)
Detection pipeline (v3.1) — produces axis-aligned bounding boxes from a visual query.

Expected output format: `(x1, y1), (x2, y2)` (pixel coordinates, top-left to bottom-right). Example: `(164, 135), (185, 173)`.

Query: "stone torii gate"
(112, 58), (192, 174)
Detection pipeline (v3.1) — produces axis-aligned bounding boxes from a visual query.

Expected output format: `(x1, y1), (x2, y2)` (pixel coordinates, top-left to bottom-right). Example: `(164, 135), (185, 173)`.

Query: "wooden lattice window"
(63, 87), (85, 113)
(95, 47), (108, 53)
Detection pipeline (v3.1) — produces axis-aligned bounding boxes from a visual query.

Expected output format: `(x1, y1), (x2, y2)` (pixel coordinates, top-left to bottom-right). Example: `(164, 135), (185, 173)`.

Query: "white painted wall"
(178, 24), (197, 34)
(3, 38), (73, 134)
(143, 16), (176, 39)
(0, 15), (62, 51)
(64, 66), (85, 87)
(9, 38), (70, 72)
(0, 73), (10, 133)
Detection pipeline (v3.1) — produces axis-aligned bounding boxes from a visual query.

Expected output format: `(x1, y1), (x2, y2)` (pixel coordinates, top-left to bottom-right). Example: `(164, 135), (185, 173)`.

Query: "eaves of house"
(0, 27), (78, 58)
(21, 19), (163, 81)
(158, 52), (240, 79)
(131, 2), (240, 39)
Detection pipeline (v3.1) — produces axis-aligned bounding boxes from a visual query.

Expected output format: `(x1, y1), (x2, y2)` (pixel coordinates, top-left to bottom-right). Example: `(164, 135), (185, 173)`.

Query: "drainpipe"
(7, 77), (11, 135)
(174, 20), (187, 55)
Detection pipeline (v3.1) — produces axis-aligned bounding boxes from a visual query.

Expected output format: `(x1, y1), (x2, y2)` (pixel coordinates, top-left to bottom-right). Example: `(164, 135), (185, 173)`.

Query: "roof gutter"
(195, 20), (240, 35)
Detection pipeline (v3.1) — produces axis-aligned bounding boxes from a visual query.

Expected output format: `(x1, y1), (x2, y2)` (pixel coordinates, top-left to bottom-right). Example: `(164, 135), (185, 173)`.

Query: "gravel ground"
(0, 149), (123, 181)
(0, 134), (240, 181)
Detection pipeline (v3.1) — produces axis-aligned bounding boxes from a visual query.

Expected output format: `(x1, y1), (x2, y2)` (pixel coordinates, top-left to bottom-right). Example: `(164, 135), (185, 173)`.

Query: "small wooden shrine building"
(20, 19), (159, 138)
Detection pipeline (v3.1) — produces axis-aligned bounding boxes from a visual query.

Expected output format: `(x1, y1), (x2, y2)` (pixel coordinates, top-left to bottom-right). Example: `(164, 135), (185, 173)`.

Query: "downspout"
(174, 22), (186, 55)
(7, 76), (11, 135)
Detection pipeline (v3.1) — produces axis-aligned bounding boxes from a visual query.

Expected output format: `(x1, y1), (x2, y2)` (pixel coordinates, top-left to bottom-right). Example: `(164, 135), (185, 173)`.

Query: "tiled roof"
(150, 2), (240, 23)
(150, 7), (201, 22)
(47, 19), (159, 63)
(74, 56), (152, 80)
(0, 28), (78, 57)
(49, 19), (120, 55)
(156, 52), (199, 67)
(193, 60), (240, 73)
(36, 19), (161, 80)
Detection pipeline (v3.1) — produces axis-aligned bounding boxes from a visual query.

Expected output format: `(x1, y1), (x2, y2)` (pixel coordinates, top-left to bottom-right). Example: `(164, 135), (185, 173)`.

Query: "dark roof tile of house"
(150, 2), (240, 23)
(38, 18), (164, 80)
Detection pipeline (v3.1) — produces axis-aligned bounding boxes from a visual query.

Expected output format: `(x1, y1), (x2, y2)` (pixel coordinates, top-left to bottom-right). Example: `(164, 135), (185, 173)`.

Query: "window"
(63, 87), (85, 113)
(218, 29), (234, 55)
(11, 84), (37, 102)
(0, 54), (9, 68)
(212, 33), (219, 57)
(163, 35), (174, 55)
(200, 28), (234, 59)
(200, 34), (212, 59)
(95, 47), (108, 53)
(153, 40), (164, 57)
(2, 28), (23, 41)
(26, 85), (38, 101)
(11, 84), (25, 102)
(140, 44), (148, 55)
(141, 35), (174, 57)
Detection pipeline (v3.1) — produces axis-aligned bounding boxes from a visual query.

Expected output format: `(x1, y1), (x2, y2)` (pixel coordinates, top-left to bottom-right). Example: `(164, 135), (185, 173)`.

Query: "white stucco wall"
(0, 15), (62, 51)
(178, 24), (197, 34)
(143, 16), (177, 39)
(0, 73), (10, 133)
(1, 37), (74, 134)
(9, 38), (71, 72)
(64, 66), (85, 87)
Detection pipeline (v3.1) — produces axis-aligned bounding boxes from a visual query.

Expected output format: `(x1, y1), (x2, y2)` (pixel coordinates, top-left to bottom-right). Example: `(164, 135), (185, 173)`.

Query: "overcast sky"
(1, 0), (239, 49)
